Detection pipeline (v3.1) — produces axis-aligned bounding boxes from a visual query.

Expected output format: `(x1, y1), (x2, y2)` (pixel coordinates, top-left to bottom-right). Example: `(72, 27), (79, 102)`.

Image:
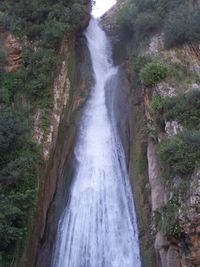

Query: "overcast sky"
(92, 0), (117, 17)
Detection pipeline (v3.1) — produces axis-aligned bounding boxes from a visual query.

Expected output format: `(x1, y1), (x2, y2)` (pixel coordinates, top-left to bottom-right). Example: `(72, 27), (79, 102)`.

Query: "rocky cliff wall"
(19, 31), (93, 267)
(102, 1), (200, 267)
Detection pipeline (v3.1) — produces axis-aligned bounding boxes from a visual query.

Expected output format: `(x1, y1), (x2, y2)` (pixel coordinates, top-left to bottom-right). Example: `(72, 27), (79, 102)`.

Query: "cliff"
(0, 0), (91, 266)
(101, 1), (200, 267)
(20, 32), (93, 267)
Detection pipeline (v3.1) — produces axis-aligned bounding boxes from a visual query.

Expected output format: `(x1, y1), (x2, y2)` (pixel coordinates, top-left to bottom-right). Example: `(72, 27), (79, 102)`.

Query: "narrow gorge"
(0, 1), (200, 267)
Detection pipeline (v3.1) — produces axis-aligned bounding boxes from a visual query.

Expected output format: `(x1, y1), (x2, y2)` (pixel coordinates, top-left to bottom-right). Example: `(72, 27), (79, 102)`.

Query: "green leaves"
(153, 90), (200, 129)
(0, 108), (38, 262)
(154, 196), (181, 237)
(164, 4), (200, 47)
(139, 62), (168, 86)
(158, 131), (200, 178)
(116, 0), (199, 47)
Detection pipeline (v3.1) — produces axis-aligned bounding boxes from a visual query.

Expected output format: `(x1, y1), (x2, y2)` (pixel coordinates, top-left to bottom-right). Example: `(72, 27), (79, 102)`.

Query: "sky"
(92, 0), (117, 17)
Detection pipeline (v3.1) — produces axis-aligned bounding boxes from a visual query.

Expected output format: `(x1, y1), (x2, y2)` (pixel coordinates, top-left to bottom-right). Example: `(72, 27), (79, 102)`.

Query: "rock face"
(28, 33), (92, 267)
(102, 1), (200, 267)
(179, 169), (200, 267)
(147, 140), (166, 212)
(0, 30), (23, 72)
(17, 15), (93, 267)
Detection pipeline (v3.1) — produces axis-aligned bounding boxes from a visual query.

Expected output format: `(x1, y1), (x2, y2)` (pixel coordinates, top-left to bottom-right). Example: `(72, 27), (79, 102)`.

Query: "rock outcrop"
(0, 30), (23, 72)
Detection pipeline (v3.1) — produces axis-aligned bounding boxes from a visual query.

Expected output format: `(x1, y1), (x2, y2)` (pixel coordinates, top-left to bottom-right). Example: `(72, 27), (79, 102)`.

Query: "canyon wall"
(102, 1), (200, 266)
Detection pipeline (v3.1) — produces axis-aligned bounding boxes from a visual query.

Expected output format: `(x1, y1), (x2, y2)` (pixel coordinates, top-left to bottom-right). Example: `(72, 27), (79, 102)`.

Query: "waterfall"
(52, 18), (141, 267)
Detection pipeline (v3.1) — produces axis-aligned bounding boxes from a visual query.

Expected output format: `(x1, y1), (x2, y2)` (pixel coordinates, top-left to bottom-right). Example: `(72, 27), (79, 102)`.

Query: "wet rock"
(147, 140), (167, 211)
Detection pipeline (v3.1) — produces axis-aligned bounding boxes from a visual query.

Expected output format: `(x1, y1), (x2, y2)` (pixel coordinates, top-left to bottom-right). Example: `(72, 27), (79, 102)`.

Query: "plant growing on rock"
(158, 131), (200, 178)
(139, 61), (168, 87)
(154, 196), (181, 237)
(164, 4), (200, 47)
(152, 90), (200, 130)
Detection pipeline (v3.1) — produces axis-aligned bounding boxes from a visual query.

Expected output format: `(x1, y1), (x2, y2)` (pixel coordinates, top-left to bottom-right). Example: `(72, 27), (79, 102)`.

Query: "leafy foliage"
(154, 196), (181, 237)
(164, 4), (200, 47)
(116, 1), (136, 39)
(0, 0), (90, 264)
(152, 90), (200, 129)
(116, 0), (199, 47)
(158, 131), (200, 178)
(0, 108), (39, 264)
(0, 72), (25, 103)
(139, 61), (168, 86)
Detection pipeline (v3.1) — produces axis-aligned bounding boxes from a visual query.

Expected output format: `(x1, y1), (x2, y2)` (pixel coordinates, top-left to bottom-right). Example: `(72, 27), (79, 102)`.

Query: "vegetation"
(152, 90), (200, 129)
(0, 108), (39, 265)
(154, 91), (200, 179)
(0, 0), (90, 265)
(117, 0), (200, 246)
(164, 4), (200, 47)
(139, 61), (168, 87)
(116, 0), (200, 47)
(158, 131), (200, 178)
(138, 143), (148, 174)
(154, 196), (181, 237)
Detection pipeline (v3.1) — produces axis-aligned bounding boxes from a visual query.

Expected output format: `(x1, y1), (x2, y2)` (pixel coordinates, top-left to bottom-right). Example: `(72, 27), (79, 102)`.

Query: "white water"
(52, 18), (141, 267)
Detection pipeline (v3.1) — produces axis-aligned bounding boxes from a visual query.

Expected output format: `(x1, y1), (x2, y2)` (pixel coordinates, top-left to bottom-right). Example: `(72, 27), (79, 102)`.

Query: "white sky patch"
(92, 0), (117, 18)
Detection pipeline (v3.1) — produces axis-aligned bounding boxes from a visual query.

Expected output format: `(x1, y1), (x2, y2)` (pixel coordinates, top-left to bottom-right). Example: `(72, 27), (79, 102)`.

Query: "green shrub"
(158, 131), (200, 178)
(116, 0), (136, 39)
(154, 0), (187, 21)
(0, 49), (6, 67)
(154, 196), (181, 237)
(0, 72), (25, 103)
(164, 4), (200, 47)
(152, 95), (163, 114)
(139, 62), (168, 86)
(134, 11), (160, 41)
(23, 48), (57, 101)
(116, 0), (198, 48)
(155, 90), (200, 129)
(130, 54), (149, 88)
(0, 108), (39, 264)
(0, 0), (90, 264)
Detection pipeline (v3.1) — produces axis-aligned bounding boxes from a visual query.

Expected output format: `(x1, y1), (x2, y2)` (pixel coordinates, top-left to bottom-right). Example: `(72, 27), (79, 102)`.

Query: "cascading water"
(52, 18), (141, 267)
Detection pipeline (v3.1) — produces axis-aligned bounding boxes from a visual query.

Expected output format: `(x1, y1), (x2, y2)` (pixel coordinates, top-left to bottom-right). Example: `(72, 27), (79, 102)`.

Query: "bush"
(154, 196), (181, 237)
(154, 0), (187, 21)
(134, 11), (160, 41)
(0, 72), (25, 103)
(0, 0), (90, 264)
(116, 0), (198, 48)
(139, 61), (168, 86)
(0, 108), (39, 264)
(154, 90), (200, 129)
(158, 131), (200, 178)
(0, 108), (29, 165)
(23, 48), (58, 100)
(0, 49), (6, 67)
(164, 4), (200, 47)
(116, 1), (136, 39)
